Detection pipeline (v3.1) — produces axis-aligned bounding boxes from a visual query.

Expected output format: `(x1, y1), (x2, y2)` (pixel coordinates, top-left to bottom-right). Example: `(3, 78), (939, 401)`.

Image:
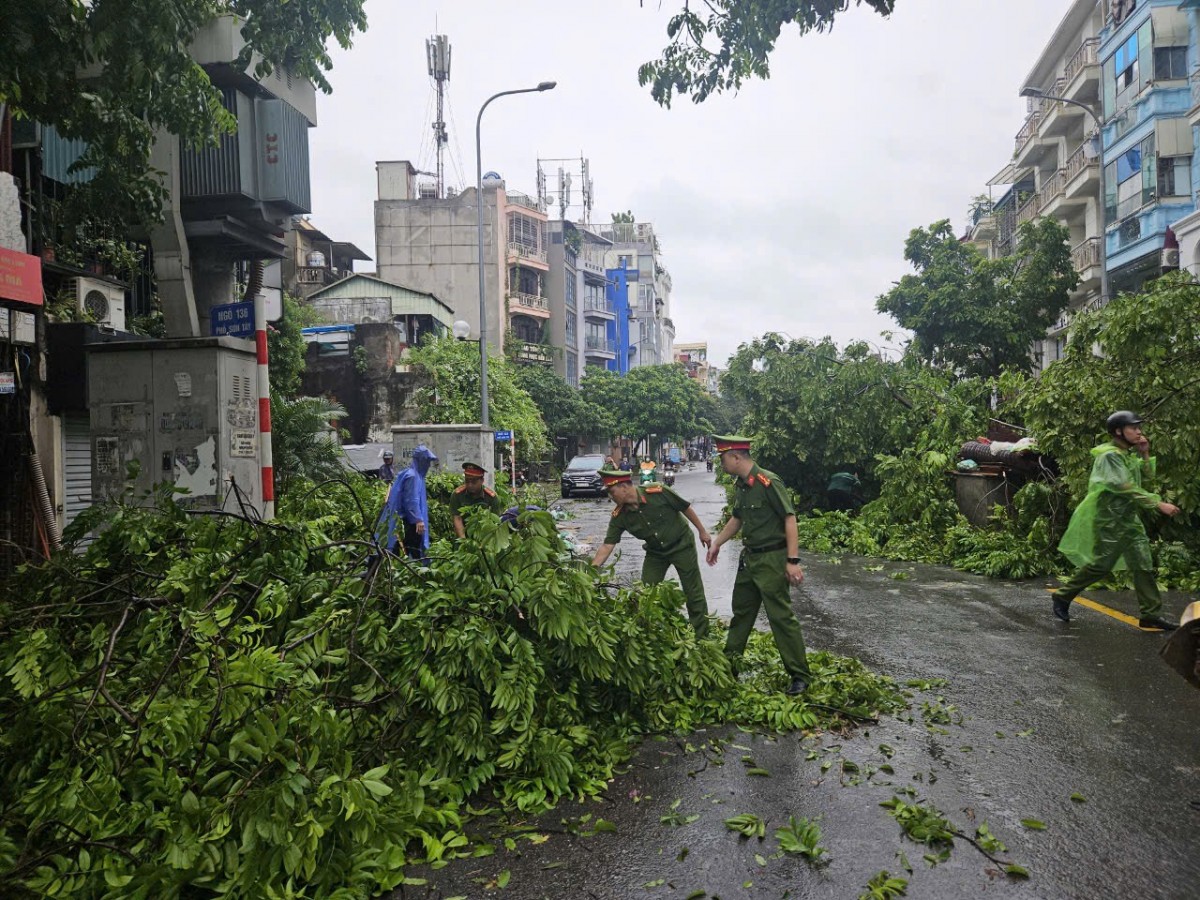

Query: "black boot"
(1052, 595), (1071, 622)
(1138, 616), (1178, 631)
(785, 677), (808, 696)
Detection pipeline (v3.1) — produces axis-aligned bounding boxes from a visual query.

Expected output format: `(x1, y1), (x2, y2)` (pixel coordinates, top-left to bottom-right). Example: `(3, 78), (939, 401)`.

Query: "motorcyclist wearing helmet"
(1052, 411), (1180, 631)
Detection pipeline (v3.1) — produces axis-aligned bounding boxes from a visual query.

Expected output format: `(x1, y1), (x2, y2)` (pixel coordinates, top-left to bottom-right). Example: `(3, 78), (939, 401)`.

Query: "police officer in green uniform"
(706, 435), (811, 695)
(450, 462), (501, 538)
(591, 468), (713, 637)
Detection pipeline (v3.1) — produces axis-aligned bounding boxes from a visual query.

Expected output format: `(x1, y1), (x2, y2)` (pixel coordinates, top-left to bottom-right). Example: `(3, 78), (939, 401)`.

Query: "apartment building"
(975, 0), (1193, 366)
(593, 221), (675, 369)
(1160, 2), (1200, 274)
(374, 161), (556, 366)
(546, 220), (582, 384)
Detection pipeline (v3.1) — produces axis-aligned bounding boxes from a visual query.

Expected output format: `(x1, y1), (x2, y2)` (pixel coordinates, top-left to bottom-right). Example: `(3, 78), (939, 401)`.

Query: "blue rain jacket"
(377, 444), (438, 552)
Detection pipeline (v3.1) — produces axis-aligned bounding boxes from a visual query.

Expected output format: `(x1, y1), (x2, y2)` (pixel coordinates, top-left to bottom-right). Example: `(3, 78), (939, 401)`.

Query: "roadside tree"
(582, 364), (707, 455)
(407, 336), (548, 460)
(514, 366), (613, 456)
(877, 219), (1078, 379)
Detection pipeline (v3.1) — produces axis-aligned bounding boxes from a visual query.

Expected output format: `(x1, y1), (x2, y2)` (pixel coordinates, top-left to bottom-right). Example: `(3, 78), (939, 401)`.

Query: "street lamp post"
(475, 81), (556, 429)
(1020, 87), (1109, 304)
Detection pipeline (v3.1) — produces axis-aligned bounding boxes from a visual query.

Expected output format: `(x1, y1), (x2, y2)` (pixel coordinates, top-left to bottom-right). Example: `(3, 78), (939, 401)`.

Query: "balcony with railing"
(507, 241), (548, 267)
(583, 297), (615, 319)
(1063, 140), (1100, 201)
(1063, 37), (1100, 103)
(584, 335), (616, 357)
(1038, 77), (1080, 137)
(1016, 193), (1040, 226)
(295, 265), (350, 289)
(508, 292), (550, 318)
(1014, 109), (1044, 164)
(1036, 168), (1067, 216)
(1071, 236), (1103, 282)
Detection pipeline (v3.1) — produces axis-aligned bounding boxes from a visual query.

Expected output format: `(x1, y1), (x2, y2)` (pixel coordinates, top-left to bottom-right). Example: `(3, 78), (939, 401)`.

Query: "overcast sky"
(308, 0), (1075, 367)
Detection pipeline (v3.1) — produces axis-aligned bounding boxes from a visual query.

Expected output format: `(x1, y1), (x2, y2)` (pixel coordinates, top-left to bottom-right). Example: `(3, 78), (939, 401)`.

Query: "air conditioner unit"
(1161, 248), (1180, 269)
(72, 277), (126, 331)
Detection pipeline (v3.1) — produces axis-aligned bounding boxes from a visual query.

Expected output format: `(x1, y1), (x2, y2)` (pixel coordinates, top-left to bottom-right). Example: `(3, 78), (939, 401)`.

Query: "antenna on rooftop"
(425, 34), (452, 199)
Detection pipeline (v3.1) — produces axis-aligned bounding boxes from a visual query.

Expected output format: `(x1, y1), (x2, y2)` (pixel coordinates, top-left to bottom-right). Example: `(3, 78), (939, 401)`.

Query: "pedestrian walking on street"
(706, 435), (811, 695)
(1051, 411), (1180, 631)
(591, 467), (713, 638)
(376, 444), (438, 561)
(451, 462), (501, 538)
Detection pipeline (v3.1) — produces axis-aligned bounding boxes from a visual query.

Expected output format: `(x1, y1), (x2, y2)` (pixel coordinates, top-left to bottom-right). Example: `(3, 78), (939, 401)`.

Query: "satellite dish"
(482, 171), (503, 186)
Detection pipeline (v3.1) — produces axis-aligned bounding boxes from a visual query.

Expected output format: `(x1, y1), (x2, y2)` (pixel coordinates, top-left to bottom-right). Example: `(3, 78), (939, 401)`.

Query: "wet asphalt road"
(398, 467), (1200, 900)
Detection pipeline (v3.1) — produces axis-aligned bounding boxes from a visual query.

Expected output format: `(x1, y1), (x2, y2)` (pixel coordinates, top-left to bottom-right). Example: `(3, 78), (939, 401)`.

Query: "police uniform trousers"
(641, 543), (709, 638)
(724, 549), (810, 680)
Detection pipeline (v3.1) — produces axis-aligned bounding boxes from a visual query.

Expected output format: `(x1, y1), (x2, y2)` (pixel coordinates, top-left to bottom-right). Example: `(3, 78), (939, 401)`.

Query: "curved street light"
(1020, 86), (1108, 304)
(475, 81), (557, 428)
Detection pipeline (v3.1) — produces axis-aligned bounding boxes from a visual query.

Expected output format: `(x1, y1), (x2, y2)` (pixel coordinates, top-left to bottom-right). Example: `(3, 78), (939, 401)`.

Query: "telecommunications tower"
(425, 34), (452, 198)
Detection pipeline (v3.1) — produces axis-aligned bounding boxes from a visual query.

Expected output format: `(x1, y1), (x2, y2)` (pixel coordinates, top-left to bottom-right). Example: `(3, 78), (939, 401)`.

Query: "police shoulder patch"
(453, 485), (467, 494)
(484, 487), (497, 497)
(644, 484), (663, 493)
(758, 474), (772, 487)
(611, 507), (621, 518)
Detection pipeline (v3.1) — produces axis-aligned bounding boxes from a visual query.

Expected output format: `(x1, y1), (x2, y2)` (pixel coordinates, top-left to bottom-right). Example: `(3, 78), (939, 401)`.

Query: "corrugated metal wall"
(181, 87), (244, 198)
(42, 124), (96, 185)
(256, 98), (311, 213)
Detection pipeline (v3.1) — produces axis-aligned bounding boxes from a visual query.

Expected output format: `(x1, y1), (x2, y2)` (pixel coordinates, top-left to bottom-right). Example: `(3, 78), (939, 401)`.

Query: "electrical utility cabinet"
(86, 337), (262, 514)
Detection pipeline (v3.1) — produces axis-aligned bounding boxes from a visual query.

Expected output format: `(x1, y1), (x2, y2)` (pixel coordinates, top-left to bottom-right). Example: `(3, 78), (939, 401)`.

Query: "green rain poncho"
(1057, 442), (1161, 571)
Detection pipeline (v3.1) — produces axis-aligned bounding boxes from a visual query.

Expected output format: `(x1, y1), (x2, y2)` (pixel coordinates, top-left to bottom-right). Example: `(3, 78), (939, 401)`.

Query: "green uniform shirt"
(604, 484), (692, 554)
(733, 464), (795, 550)
(450, 485), (501, 518)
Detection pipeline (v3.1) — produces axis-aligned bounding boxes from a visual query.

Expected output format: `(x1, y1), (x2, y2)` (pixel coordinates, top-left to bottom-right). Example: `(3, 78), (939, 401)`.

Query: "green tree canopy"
(724, 334), (952, 498)
(640, 0), (896, 106)
(513, 366), (613, 447)
(407, 336), (548, 459)
(876, 219), (1078, 379)
(1, 1), (368, 232)
(1010, 272), (1200, 517)
(582, 364), (707, 450)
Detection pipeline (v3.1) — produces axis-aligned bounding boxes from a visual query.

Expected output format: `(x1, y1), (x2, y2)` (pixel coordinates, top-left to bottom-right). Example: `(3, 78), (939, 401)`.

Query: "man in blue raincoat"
(377, 444), (438, 559)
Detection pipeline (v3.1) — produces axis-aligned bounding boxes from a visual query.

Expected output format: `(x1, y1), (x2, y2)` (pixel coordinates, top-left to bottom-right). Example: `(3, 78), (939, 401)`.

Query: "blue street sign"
(494, 430), (513, 442)
(210, 301), (255, 338)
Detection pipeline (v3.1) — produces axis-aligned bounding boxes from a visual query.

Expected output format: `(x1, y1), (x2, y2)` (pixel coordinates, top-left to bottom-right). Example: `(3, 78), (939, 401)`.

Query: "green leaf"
(497, 869), (511, 888)
(1020, 819), (1046, 831)
(1004, 863), (1030, 878)
(1070, 793), (1087, 803)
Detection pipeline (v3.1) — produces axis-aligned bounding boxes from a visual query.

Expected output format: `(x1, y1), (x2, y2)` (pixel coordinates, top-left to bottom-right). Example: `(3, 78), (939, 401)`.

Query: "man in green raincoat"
(1051, 411), (1179, 631)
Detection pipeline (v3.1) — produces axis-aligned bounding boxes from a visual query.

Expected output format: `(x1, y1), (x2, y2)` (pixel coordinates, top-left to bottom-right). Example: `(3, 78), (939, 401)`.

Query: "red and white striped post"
(254, 291), (275, 520)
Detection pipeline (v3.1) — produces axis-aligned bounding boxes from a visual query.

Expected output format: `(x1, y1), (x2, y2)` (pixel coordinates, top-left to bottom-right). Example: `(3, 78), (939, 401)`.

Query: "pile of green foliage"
(0, 480), (903, 897)
(724, 272), (1200, 585)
